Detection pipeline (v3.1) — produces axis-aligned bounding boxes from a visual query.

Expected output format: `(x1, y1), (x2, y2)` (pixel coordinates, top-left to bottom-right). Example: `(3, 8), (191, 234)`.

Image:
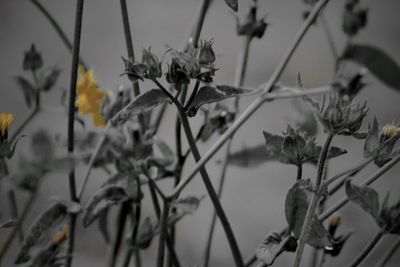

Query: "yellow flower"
(76, 67), (106, 127)
(382, 122), (400, 138)
(0, 113), (15, 142)
(52, 225), (69, 245)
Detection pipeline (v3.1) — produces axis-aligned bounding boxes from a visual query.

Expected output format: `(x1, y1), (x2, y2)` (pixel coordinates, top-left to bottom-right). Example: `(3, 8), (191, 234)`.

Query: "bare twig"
(349, 230), (384, 267)
(376, 237), (400, 267)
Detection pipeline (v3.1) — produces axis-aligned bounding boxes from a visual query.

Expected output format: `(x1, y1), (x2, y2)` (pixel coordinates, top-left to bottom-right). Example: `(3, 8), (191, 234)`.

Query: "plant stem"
(0, 191), (37, 262)
(9, 108), (40, 144)
(157, 203), (170, 267)
(293, 133), (333, 267)
(119, 0), (145, 132)
(108, 202), (131, 267)
(30, 0), (88, 70)
(376, 237), (400, 267)
(65, 0), (84, 266)
(349, 230), (384, 267)
(297, 164), (303, 181)
(7, 190), (23, 242)
(203, 14), (254, 264)
(171, 0), (331, 197)
(178, 109), (244, 267)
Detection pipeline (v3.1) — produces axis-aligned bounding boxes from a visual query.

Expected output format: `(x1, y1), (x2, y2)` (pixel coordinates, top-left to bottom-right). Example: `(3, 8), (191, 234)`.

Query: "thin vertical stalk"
(65, 0), (85, 266)
(376, 237), (400, 267)
(156, 203), (170, 267)
(7, 191), (23, 242)
(293, 133), (333, 267)
(349, 230), (384, 267)
(319, 12), (338, 61)
(203, 26), (253, 266)
(30, 0), (88, 70)
(0, 191), (37, 262)
(297, 164), (303, 181)
(119, 0), (145, 132)
(178, 110), (244, 267)
(108, 203), (131, 267)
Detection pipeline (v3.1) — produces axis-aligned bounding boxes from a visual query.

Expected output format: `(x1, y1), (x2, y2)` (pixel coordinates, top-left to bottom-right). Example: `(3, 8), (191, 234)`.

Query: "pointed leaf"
(111, 89), (170, 126)
(0, 220), (17, 229)
(285, 180), (332, 248)
(187, 85), (252, 116)
(342, 44), (400, 91)
(83, 186), (128, 227)
(15, 76), (36, 108)
(345, 179), (380, 221)
(224, 0), (238, 12)
(15, 202), (67, 264)
(135, 217), (154, 249)
(256, 234), (297, 266)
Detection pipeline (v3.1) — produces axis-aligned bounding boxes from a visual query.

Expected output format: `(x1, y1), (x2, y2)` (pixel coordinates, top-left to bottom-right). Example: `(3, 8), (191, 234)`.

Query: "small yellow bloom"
(382, 122), (400, 138)
(52, 225), (69, 245)
(76, 67), (106, 127)
(0, 113), (15, 141)
(329, 216), (341, 227)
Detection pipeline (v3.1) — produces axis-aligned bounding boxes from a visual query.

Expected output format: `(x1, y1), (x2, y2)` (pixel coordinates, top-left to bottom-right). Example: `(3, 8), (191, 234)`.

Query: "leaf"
(15, 76), (36, 108)
(345, 179), (380, 221)
(111, 89), (170, 126)
(0, 219), (17, 229)
(364, 117), (379, 158)
(151, 139), (176, 167)
(224, 0), (238, 12)
(135, 217), (154, 249)
(285, 180), (332, 248)
(227, 144), (276, 167)
(98, 208), (110, 244)
(187, 85), (252, 116)
(256, 233), (297, 266)
(171, 195), (204, 214)
(342, 44), (400, 91)
(83, 186), (128, 227)
(15, 202), (67, 264)
(41, 68), (61, 92)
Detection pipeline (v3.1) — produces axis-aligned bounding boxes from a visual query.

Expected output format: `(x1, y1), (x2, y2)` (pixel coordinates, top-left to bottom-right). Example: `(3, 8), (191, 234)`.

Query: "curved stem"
(156, 203), (170, 267)
(171, 0), (331, 197)
(30, 0), (88, 70)
(203, 24), (253, 266)
(376, 237), (400, 267)
(293, 133), (333, 267)
(65, 0), (85, 266)
(349, 230), (384, 267)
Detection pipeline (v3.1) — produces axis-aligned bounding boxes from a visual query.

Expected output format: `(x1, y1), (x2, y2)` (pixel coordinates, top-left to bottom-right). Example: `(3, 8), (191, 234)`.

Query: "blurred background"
(1, 0), (400, 266)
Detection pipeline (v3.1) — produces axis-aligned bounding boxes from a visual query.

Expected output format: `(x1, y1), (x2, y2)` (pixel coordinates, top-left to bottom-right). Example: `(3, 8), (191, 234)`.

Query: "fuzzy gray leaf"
(342, 44), (400, 91)
(345, 180), (380, 221)
(83, 186), (128, 227)
(15, 76), (36, 108)
(187, 85), (252, 115)
(285, 180), (332, 248)
(227, 144), (275, 168)
(15, 202), (67, 264)
(224, 0), (238, 11)
(135, 217), (154, 249)
(0, 219), (17, 229)
(111, 89), (170, 126)
(256, 233), (297, 266)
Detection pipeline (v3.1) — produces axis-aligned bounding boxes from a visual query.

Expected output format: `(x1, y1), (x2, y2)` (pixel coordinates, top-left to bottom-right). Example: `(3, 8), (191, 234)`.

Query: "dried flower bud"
(166, 58), (190, 88)
(23, 44), (43, 71)
(199, 40), (216, 66)
(142, 47), (162, 79)
(122, 57), (148, 82)
(342, 0), (368, 36)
